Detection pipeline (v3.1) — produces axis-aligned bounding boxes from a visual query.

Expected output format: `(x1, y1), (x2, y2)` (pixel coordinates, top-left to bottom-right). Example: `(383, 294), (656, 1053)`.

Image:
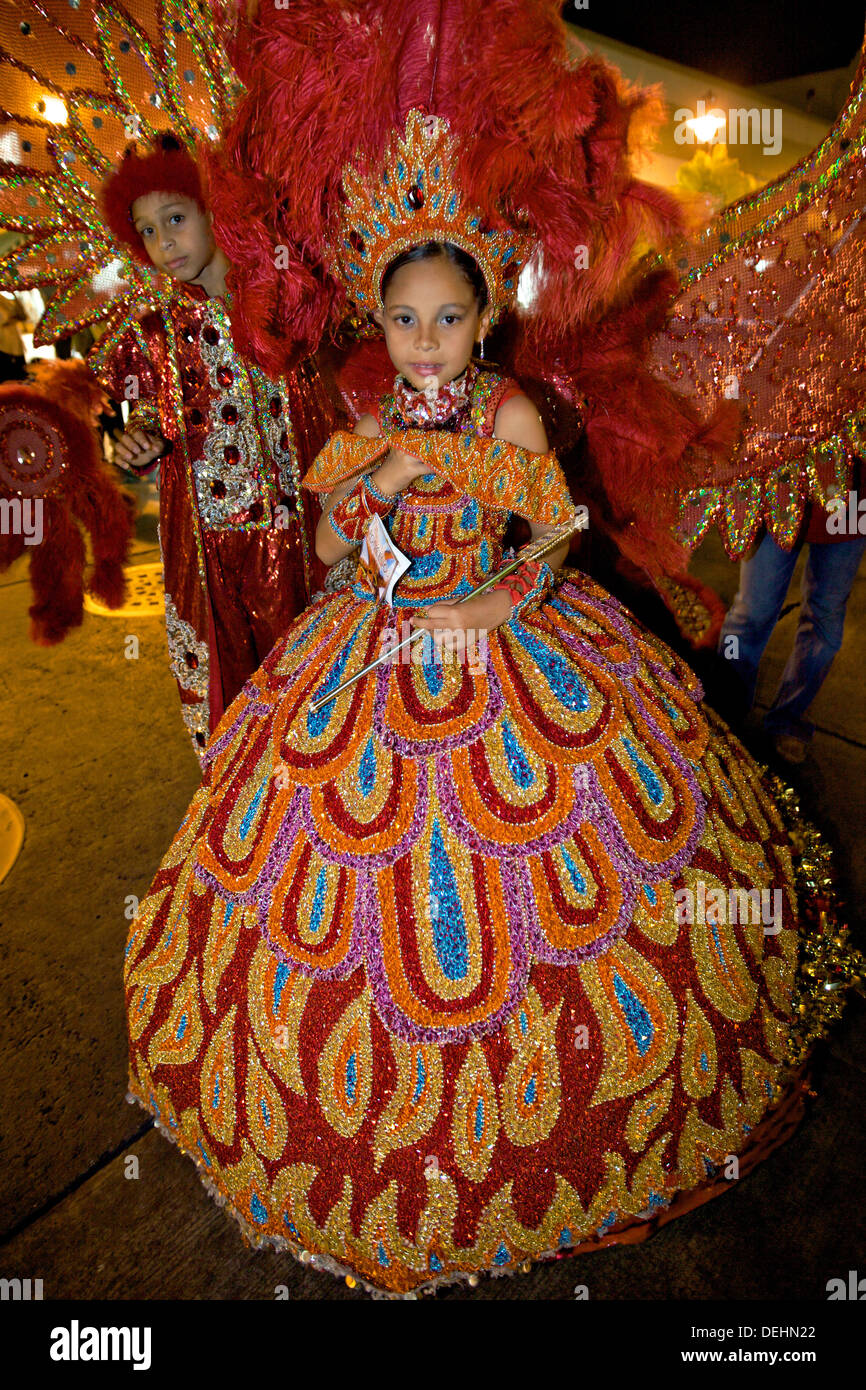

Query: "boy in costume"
(92, 133), (333, 755)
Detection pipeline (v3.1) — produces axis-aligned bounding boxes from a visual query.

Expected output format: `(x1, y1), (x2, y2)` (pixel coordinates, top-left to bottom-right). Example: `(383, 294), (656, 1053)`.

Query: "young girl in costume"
(92, 133), (334, 754)
(122, 111), (862, 1297)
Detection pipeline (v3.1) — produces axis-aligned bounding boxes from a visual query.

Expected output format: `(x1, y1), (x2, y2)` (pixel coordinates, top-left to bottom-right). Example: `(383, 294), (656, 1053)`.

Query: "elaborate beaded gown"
(124, 370), (849, 1296)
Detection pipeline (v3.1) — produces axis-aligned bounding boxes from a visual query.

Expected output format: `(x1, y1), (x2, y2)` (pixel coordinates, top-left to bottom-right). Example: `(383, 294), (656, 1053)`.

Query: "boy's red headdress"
(99, 132), (207, 265)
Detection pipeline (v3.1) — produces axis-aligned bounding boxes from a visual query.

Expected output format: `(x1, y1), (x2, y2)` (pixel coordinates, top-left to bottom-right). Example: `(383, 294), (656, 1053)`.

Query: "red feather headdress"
(208, 0), (684, 377)
(210, 0), (736, 583)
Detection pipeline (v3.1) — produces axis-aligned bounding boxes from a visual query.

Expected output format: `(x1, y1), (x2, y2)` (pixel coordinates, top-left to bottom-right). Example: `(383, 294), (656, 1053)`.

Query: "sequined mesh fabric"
(0, 0), (239, 347)
(650, 49), (866, 557)
(124, 372), (857, 1295)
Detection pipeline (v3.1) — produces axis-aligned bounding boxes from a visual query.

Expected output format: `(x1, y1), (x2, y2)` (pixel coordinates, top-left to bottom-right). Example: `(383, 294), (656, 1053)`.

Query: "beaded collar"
(392, 363), (478, 430)
(379, 366), (507, 439)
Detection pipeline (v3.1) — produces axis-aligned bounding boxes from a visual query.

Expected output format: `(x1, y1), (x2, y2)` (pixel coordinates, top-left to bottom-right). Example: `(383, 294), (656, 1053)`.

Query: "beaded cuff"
(327, 507), (355, 547)
(328, 473), (395, 545)
(495, 559), (553, 618)
(302, 430), (572, 528)
(303, 434), (390, 492)
(363, 471), (394, 509)
(388, 430), (573, 525)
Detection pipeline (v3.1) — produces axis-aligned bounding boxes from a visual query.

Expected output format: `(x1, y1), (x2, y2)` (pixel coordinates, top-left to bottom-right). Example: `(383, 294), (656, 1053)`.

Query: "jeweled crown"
(334, 109), (533, 321)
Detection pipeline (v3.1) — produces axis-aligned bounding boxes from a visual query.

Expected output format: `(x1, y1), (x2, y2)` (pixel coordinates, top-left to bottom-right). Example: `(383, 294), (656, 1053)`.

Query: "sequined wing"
(649, 34), (866, 558)
(0, 0), (241, 344)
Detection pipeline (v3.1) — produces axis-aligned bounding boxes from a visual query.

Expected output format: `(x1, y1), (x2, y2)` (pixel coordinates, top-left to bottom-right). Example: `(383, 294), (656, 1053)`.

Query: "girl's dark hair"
(380, 240), (488, 310)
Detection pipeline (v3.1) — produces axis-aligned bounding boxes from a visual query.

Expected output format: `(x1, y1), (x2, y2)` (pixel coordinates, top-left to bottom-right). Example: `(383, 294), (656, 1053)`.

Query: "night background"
(566, 0), (864, 84)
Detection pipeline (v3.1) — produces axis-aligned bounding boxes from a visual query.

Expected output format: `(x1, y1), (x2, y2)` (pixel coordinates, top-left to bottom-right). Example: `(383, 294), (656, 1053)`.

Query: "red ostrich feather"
(211, 0), (736, 579)
(209, 0), (684, 376)
(510, 268), (741, 579)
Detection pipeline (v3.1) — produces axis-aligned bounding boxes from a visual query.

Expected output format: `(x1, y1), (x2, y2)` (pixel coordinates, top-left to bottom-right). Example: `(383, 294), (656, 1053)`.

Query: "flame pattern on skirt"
(125, 533), (806, 1293)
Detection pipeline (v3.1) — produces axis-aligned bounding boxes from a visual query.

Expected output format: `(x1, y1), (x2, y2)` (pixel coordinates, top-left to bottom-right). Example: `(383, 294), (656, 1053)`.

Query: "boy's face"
(131, 191), (215, 281)
(374, 253), (491, 391)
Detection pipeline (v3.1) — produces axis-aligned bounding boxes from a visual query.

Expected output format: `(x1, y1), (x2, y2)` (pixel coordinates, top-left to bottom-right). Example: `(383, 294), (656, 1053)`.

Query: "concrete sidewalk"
(1, 489), (864, 1301)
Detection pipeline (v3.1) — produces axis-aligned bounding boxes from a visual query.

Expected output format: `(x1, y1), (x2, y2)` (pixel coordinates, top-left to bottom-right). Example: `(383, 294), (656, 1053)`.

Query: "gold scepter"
(309, 509), (586, 715)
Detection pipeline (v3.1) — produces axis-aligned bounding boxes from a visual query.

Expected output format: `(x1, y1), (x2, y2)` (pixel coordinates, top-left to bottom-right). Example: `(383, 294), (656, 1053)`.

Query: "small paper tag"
(359, 513), (411, 606)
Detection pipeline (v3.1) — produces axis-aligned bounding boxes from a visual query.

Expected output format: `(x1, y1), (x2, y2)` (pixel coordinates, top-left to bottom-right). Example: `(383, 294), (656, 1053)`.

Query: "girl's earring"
(479, 336), (485, 360)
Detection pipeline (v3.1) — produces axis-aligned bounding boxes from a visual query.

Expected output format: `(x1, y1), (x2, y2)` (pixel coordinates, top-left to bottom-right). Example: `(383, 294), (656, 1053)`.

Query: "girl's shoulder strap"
(470, 371), (523, 437)
(376, 389), (397, 433)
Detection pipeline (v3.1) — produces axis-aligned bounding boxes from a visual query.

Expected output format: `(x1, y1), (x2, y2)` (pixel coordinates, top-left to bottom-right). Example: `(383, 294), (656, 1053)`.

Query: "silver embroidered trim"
(252, 362), (301, 517)
(180, 700), (210, 761)
(195, 300), (264, 528)
(164, 591), (209, 700)
(324, 551), (360, 592)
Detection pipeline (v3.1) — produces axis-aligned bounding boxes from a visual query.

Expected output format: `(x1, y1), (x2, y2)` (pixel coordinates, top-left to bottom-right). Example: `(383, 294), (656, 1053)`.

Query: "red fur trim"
(0, 364), (134, 642)
(25, 357), (108, 423)
(26, 501), (86, 646)
(100, 135), (206, 265)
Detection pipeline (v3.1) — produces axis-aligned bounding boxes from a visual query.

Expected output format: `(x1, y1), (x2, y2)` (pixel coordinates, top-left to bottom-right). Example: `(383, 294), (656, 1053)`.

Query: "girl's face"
(375, 254), (491, 391)
(131, 191), (215, 281)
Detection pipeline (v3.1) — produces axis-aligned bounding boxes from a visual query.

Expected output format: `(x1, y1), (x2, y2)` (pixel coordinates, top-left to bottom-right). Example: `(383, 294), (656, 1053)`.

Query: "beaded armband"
(362, 471), (393, 508)
(389, 430), (573, 526)
(495, 559), (553, 619)
(328, 473), (395, 545)
(302, 430), (573, 530)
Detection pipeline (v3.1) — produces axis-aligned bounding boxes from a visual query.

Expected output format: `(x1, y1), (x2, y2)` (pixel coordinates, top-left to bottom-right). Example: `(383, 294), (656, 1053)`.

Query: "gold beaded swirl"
(333, 109), (534, 322)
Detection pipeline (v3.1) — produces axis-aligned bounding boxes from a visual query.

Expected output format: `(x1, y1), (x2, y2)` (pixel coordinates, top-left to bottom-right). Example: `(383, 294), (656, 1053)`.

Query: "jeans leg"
(764, 536), (866, 738)
(718, 533), (801, 710)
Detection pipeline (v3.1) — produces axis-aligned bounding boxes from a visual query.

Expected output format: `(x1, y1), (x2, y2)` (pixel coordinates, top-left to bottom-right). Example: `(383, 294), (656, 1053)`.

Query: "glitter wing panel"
(650, 31), (866, 558)
(0, 0), (241, 343)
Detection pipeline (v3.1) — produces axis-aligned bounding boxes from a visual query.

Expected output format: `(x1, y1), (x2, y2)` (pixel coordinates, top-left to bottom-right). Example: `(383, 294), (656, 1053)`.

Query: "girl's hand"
(410, 590), (513, 651)
(374, 446), (432, 493)
(354, 415), (431, 491)
(113, 428), (166, 469)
